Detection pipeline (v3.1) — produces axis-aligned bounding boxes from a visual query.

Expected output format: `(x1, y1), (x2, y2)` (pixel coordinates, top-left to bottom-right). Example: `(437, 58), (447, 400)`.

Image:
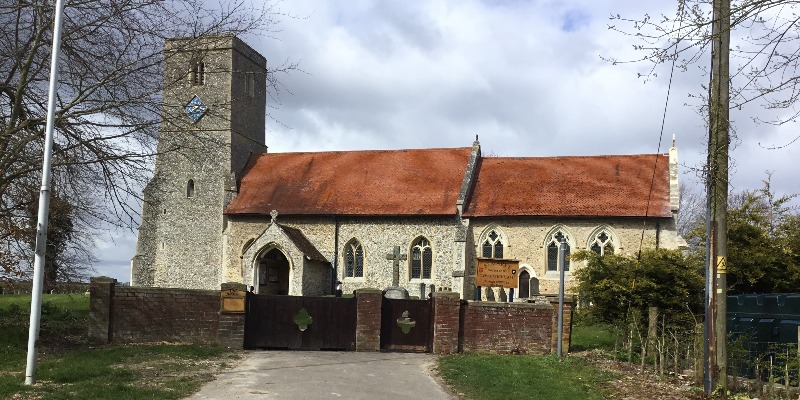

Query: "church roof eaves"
(462, 153), (672, 218)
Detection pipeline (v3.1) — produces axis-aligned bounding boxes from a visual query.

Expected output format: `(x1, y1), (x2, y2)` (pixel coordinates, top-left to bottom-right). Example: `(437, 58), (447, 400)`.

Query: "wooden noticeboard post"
(476, 258), (520, 289)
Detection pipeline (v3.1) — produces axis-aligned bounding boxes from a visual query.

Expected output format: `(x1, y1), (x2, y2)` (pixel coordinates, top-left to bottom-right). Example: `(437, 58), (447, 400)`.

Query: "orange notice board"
(476, 258), (520, 288)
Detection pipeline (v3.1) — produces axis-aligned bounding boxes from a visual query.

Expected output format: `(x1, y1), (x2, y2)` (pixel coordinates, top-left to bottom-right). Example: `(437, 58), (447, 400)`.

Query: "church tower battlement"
(132, 36), (268, 288)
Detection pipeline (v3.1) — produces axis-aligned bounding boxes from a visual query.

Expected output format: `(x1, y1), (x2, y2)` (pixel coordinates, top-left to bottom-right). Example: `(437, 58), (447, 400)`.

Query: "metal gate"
(244, 293), (356, 350)
(380, 297), (432, 352)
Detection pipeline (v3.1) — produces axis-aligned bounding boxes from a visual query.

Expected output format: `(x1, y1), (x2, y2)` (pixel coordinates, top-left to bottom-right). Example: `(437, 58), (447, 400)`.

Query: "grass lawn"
(0, 293), (90, 313)
(438, 353), (617, 400)
(0, 294), (237, 399)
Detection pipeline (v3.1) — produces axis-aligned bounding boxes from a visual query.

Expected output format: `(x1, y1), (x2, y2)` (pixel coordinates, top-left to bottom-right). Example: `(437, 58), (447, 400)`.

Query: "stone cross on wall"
(385, 246), (407, 287)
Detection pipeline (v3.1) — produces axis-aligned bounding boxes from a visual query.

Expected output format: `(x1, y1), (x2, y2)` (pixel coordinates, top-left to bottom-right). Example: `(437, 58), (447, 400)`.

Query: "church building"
(131, 36), (684, 301)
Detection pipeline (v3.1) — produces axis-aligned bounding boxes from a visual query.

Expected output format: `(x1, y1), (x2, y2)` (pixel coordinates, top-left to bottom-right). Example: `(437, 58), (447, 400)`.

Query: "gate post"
(355, 289), (382, 351)
(432, 291), (461, 354)
(218, 282), (247, 349)
(548, 294), (575, 353)
(89, 277), (116, 343)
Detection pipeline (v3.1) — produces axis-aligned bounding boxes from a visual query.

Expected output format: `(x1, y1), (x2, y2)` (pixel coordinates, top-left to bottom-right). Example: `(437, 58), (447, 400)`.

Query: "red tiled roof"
(462, 154), (671, 218)
(225, 147), (472, 216)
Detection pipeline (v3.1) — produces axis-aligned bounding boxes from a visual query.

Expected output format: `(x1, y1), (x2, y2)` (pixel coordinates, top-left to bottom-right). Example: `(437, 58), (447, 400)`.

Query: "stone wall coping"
(463, 300), (553, 310)
(544, 295), (577, 303)
(117, 286), (219, 296)
(355, 288), (382, 296)
(91, 276), (117, 284)
(432, 291), (460, 300)
(220, 282), (247, 291)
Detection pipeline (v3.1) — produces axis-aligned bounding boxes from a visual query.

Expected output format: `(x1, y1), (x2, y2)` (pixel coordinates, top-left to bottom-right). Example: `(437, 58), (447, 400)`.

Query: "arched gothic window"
(344, 239), (364, 278)
(410, 237), (432, 280)
(589, 229), (615, 256)
(481, 229), (504, 259)
(546, 229), (571, 272)
(186, 179), (195, 198)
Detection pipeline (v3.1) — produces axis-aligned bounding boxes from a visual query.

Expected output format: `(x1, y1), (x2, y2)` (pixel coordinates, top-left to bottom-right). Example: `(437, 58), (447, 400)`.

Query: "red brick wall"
(460, 301), (554, 354)
(111, 286), (220, 344)
(90, 277), (571, 354)
(355, 289), (382, 351)
(89, 278), (246, 347)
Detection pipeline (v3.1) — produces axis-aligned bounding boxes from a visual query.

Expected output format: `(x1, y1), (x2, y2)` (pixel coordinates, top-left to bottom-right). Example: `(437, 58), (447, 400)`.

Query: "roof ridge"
(481, 153), (668, 161)
(257, 146), (472, 157)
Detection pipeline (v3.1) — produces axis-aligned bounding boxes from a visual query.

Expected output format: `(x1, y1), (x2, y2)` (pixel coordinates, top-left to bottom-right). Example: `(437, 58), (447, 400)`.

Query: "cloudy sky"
(95, 0), (800, 282)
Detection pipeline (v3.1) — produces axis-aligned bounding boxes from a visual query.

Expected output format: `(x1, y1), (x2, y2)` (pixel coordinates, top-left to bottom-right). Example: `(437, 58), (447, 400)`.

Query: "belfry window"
(191, 61), (205, 85)
(344, 239), (364, 278)
(590, 229), (615, 256)
(481, 229), (504, 259)
(186, 179), (195, 198)
(410, 237), (432, 280)
(245, 72), (255, 97)
(546, 230), (571, 272)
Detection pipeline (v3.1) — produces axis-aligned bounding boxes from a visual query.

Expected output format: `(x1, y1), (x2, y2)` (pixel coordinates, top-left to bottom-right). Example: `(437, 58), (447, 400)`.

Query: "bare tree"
(607, 1), (800, 144)
(0, 0), (298, 279)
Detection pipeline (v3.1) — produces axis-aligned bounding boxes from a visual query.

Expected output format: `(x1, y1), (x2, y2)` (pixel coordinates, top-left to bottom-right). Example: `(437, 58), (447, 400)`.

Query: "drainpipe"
(333, 216), (339, 294)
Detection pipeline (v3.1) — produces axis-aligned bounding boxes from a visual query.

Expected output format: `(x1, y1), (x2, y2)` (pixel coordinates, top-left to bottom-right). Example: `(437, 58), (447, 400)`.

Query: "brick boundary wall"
(90, 278), (573, 354)
(460, 300), (557, 354)
(88, 277), (245, 347)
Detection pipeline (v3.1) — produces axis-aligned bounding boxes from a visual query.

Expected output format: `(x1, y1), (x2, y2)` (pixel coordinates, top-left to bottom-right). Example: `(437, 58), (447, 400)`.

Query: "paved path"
(188, 351), (456, 400)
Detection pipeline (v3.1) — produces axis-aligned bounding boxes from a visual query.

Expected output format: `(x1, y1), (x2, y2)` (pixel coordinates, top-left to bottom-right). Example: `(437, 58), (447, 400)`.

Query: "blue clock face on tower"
(184, 95), (208, 122)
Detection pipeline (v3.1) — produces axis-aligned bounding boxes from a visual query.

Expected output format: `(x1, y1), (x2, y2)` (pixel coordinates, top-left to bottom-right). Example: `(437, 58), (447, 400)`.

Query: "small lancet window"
(481, 229), (504, 259)
(344, 240), (364, 278)
(546, 230), (571, 272)
(186, 179), (195, 198)
(191, 61), (205, 85)
(590, 229), (615, 256)
(245, 72), (256, 97)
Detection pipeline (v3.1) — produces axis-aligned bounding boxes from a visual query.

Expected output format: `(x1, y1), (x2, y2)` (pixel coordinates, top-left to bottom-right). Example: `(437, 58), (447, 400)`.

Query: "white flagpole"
(25, 0), (67, 385)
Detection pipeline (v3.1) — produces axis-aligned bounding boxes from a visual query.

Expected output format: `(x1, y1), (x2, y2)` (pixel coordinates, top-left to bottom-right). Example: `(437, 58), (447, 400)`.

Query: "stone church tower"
(131, 36), (268, 288)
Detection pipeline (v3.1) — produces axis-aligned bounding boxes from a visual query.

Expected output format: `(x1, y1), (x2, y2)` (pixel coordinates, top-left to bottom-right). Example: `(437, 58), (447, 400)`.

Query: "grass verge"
(0, 294), (235, 399)
(438, 353), (617, 400)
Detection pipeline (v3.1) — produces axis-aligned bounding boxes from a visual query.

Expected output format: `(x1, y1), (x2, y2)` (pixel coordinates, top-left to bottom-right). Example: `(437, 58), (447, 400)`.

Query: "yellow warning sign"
(717, 256), (727, 274)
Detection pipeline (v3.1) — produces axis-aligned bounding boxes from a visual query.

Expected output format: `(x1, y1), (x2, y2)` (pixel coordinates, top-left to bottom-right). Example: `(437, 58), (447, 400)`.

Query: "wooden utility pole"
(707, 0), (730, 394)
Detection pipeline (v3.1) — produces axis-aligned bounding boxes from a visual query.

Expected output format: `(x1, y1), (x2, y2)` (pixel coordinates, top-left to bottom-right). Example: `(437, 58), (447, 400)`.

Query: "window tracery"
(411, 237), (432, 279)
(589, 229), (615, 256)
(546, 229), (571, 272)
(481, 229), (505, 259)
(344, 239), (364, 278)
